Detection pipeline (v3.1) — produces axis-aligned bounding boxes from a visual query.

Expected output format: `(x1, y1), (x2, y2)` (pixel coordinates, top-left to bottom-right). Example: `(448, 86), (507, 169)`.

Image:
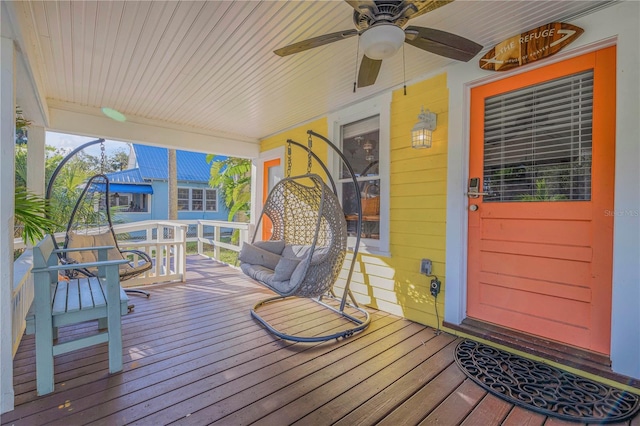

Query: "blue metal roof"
(107, 168), (146, 184)
(133, 145), (225, 182)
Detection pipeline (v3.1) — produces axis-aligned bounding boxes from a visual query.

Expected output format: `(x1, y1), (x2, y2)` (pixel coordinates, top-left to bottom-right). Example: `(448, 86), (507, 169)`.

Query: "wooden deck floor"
(3, 256), (639, 426)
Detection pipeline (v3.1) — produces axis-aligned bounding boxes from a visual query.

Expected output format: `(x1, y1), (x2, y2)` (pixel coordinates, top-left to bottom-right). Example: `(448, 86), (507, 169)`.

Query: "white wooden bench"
(26, 235), (130, 395)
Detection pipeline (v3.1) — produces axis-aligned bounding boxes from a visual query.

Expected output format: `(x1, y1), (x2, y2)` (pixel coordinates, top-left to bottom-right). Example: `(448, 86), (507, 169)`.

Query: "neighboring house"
(105, 144), (229, 223)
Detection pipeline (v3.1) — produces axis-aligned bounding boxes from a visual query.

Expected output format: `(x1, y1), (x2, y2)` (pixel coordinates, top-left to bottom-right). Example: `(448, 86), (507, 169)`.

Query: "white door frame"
(250, 146), (284, 241)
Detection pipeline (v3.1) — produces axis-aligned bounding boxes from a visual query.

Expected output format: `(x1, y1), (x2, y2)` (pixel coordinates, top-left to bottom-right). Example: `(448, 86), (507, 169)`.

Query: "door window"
(483, 70), (593, 202)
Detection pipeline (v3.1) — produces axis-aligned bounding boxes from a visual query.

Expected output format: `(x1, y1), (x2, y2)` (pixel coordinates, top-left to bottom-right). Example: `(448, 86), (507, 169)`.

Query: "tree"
(207, 156), (251, 222)
(15, 107), (30, 145)
(106, 148), (130, 172)
(15, 131), (128, 238)
(13, 107), (56, 244)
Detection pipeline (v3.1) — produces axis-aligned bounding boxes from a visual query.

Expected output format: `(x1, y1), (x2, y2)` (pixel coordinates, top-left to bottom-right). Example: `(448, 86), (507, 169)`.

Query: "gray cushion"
(238, 243), (281, 270)
(270, 278), (297, 294)
(241, 263), (276, 284)
(241, 263), (298, 295)
(254, 240), (285, 255)
(272, 257), (302, 282)
(281, 244), (313, 259)
(287, 246), (331, 288)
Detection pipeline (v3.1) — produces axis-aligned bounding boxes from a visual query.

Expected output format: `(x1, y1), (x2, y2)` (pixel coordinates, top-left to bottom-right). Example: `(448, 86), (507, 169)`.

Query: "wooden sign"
(479, 22), (583, 71)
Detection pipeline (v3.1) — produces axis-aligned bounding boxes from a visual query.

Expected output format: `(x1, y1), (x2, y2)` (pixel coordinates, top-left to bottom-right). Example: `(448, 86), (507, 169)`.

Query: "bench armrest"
(54, 245), (115, 254)
(31, 258), (129, 274)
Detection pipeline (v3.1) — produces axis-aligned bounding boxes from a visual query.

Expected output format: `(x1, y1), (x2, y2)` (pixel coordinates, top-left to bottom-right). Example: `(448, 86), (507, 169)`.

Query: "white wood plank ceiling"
(11, 0), (613, 142)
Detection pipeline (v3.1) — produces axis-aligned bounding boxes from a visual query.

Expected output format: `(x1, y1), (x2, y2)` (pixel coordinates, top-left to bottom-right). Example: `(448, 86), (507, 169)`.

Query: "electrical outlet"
(430, 278), (441, 297)
(420, 259), (432, 275)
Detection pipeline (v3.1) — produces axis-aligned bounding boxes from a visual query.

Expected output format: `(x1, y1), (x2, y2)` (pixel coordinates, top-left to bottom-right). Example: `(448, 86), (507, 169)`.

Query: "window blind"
(483, 70), (593, 202)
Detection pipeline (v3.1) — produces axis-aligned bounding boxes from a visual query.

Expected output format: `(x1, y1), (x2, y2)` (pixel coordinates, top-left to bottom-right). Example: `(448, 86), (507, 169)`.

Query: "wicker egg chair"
(239, 133), (371, 342)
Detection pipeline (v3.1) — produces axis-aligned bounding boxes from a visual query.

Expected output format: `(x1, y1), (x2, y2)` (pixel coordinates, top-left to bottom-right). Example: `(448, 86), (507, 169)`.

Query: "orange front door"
(262, 158), (282, 241)
(467, 47), (616, 355)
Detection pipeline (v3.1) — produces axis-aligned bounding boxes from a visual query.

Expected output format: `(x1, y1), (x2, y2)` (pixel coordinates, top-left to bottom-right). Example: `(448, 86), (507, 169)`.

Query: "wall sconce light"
(411, 107), (437, 149)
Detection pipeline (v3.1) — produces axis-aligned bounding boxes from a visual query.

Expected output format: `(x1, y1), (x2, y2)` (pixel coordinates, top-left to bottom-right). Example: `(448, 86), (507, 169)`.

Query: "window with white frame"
(192, 189), (204, 211)
(178, 187), (218, 212)
(329, 93), (391, 256)
(205, 189), (217, 211)
(178, 188), (190, 211)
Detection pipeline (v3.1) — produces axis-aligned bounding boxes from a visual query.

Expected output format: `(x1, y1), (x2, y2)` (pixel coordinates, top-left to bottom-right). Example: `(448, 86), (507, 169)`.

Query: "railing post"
(214, 226), (221, 260)
(180, 224), (187, 282)
(197, 220), (203, 256)
(155, 223), (164, 278)
(240, 227), (248, 249)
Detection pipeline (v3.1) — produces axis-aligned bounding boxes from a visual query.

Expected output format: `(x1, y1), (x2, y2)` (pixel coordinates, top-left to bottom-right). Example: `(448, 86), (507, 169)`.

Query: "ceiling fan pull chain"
(353, 34), (361, 93)
(402, 44), (407, 96)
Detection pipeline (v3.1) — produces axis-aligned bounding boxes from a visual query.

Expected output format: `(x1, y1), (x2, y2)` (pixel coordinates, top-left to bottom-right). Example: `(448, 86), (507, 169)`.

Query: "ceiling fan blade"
(357, 55), (382, 88)
(402, 0), (454, 20)
(404, 26), (482, 62)
(274, 30), (358, 56)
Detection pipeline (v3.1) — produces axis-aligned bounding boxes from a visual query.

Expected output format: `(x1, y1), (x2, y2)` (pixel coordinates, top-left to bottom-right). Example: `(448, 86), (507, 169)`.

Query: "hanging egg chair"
(239, 132), (371, 342)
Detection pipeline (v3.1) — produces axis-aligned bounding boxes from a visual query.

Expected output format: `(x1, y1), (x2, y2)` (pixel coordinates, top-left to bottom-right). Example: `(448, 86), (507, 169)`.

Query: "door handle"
(466, 191), (489, 198)
(467, 178), (488, 199)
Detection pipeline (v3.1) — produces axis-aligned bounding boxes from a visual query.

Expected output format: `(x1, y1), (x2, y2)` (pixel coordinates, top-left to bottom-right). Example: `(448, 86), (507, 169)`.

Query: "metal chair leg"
(125, 289), (150, 298)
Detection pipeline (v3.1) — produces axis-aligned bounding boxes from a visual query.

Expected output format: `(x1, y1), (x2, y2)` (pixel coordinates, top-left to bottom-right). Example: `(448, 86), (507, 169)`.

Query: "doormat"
(454, 340), (640, 423)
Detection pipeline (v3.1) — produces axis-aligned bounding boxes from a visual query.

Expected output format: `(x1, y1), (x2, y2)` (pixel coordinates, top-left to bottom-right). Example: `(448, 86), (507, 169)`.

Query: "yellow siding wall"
(260, 118), (329, 177)
(336, 74), (448, 328)
(259, 75), (448, 329)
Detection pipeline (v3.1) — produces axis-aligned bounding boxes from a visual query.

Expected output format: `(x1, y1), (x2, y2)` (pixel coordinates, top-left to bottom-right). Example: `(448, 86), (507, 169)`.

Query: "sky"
(46, 131), (131, 157)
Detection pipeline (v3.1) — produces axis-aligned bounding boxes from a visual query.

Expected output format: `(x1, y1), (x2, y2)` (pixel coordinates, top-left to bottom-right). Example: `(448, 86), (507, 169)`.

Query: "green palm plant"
(206, 156), (251, 222)
(14, 188), (56, 245)
(13, 108), (58, 245)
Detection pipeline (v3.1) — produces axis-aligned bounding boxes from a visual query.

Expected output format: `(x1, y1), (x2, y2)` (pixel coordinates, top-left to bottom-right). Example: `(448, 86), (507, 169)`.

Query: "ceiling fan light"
(360, 24), (405, 60)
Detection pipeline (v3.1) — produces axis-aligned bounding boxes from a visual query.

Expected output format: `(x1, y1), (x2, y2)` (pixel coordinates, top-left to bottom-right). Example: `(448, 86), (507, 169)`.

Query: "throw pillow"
(239, 243), (282, 270)
(273, 257), (302, 282)
(254, 239), (286, 255)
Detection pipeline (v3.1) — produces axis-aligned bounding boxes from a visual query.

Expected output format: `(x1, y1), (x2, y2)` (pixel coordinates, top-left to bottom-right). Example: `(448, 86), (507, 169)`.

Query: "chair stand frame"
(45, 139), (152, 300)
(251, 294), (372, 343)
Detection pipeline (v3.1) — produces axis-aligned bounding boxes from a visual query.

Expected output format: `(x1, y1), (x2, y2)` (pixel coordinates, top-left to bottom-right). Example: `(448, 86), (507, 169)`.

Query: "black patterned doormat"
(455, 340), (640, 423)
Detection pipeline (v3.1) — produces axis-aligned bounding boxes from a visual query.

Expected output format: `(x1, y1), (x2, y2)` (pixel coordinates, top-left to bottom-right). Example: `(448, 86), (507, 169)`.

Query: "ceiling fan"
(274, 0), (482, 88)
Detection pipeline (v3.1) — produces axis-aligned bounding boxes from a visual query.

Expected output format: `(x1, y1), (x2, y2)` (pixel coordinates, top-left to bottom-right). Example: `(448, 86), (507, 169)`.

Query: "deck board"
(3, 256), (639, 426)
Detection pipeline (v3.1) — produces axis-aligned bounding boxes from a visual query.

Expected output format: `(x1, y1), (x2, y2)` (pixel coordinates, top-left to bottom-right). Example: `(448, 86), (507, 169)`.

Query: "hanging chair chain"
(99, 140), (106, 174)
(306, 134), (313, 174)
(286, 142), (292, 177)
(285, 136), (313, 177)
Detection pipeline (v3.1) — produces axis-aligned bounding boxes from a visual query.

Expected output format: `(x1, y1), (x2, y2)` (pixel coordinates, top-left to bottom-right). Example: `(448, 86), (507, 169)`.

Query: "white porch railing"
(12, 250), (34, 357)
(111, 220), (188, 287)
(195, 219), (251, 262)
(11, 219), (250, 357)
